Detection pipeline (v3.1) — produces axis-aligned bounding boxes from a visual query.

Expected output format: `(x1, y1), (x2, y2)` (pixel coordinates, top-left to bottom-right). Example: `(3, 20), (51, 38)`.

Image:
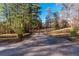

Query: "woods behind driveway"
(0, 33), (79, 56)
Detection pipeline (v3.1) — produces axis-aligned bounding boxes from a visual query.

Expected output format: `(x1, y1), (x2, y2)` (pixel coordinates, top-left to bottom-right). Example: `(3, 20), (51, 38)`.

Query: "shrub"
(69, 27), (77, 37)
(16, 26), (24, 41)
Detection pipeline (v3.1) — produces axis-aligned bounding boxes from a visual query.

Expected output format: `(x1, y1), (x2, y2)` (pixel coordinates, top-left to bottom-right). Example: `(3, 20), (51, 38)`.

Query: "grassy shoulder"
(0, 33), (31, 44)
(47, 27), (79, 42)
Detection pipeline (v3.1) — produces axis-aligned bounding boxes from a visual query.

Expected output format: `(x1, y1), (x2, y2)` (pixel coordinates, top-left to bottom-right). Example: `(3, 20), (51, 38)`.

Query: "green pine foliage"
(0, 3), (42, 35)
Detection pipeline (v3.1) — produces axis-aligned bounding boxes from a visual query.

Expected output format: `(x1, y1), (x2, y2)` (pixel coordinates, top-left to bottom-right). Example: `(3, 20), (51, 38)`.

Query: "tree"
(2, 3), (41, 34)
(30, 4), (41, 33)
(53, 12), (59, 29)
(61, 3), (77, 27)
(45, 7), (53, 31)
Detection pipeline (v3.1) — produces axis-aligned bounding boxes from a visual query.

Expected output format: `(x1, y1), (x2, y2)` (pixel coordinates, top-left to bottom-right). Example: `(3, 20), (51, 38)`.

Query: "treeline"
(0, 3), (42, 34)
(44, 4), (79, 31)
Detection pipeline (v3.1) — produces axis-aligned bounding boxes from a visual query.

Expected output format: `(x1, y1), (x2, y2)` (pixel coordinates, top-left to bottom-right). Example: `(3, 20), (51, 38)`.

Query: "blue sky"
(39, 3), (63, 23)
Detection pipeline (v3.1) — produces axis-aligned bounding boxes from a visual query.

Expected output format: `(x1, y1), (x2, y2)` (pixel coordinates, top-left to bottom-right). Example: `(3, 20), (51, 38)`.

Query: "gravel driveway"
(0, 33), (79, 56)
